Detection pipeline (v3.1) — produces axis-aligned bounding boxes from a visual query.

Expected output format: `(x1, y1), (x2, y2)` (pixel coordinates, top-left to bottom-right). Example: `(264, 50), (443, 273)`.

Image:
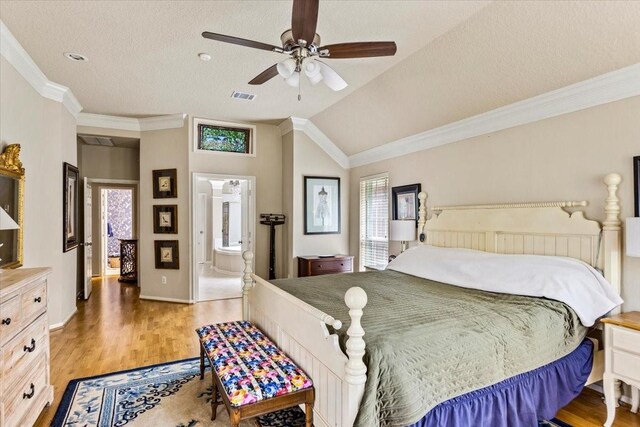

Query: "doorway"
(192, 173), (255, 302)
(101, 188), (134, 276)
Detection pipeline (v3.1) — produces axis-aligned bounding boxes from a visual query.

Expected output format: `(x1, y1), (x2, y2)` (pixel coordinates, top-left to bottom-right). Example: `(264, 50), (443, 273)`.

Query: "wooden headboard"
(416, 173), (622, 298)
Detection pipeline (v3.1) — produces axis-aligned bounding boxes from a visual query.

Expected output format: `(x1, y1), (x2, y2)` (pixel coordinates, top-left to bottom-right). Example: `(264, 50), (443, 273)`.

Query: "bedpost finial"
(242, 251), (254, 262)
(345, 287), (368, 385)
(345, 286), (367, 309)
(603, 173), (621, 230)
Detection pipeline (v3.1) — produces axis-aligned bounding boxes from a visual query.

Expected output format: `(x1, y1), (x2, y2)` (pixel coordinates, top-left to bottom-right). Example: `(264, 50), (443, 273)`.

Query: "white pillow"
(387, 245), (623, 326)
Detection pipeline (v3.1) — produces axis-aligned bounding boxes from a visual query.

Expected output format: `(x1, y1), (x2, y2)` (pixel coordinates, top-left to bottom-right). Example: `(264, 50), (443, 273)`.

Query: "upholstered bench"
(196, 321), (314, 427)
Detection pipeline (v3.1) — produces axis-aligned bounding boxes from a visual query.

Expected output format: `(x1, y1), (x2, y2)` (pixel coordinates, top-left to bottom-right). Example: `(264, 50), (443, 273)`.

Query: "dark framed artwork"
(303, 176), (340, 235)
(153, 169), (177, 199)
(153, 205), (178, 234)
(63, 162), (80, 252)
(634, 156), (639, 217)
(392, 183), (422, 226)
(154, 240), (179, 269)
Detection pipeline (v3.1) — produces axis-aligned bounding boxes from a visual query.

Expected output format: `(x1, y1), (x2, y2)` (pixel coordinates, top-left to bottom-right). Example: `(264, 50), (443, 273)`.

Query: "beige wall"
(139, 125), (190, 301)
(349, 96), (640, 312)
(0, 56), (78, 326)
(283, 131), (350, 277)
(190, 122), (284, 280)
(79, 145), (139, 181)
(282, 132), (294, 277)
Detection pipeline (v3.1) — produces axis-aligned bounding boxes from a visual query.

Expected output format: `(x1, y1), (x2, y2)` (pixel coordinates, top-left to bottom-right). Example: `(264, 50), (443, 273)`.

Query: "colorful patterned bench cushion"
(196, 321), (313, 407)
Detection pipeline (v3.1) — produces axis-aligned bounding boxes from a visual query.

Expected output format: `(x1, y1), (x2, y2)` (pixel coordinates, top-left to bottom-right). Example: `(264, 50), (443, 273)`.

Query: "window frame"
(192, 118), (256, 157)
(359, 173), (389, 271)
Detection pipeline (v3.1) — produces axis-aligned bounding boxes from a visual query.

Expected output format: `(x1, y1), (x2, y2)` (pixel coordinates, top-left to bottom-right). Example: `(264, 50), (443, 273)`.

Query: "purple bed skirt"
(409, 338), (593, 427)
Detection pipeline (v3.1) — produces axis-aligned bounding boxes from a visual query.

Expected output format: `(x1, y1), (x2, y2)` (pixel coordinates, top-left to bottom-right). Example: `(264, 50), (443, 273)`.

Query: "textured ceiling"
(311, 1), (640, 155)
(0, 0), (489, 123)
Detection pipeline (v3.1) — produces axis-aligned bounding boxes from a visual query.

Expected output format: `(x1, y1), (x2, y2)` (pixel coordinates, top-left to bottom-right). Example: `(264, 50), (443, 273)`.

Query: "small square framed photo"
(154, 240), (179, 269)
(153, 205), (178, 234)
(153, 169), (177, 198)
(392, 183), (422, 226)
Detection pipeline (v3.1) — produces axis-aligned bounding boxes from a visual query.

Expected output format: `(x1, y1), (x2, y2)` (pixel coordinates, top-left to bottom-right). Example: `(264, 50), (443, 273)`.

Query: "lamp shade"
(626, 217), (640, 257)
(0, 208), (19, 230)
(277, 58), (296, 78)
(390, 220), (416, 242)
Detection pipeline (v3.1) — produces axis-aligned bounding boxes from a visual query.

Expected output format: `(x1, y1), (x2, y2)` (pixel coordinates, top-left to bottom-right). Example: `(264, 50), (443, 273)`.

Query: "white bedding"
(386, 245), (623, 326)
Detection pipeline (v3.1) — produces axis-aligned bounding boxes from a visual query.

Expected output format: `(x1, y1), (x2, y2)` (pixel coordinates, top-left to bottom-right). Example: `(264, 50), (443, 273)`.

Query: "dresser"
(0, 268), (53, 427)
(297, 255), (354, 277)
(602, 311), (640, 427)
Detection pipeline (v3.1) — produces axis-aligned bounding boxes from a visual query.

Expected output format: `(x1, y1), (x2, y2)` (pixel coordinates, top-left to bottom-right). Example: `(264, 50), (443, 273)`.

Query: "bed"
(240, 173), (624, 427)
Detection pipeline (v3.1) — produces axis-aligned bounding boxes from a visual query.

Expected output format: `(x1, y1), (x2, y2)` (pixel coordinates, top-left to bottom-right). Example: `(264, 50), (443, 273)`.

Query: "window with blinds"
(359, 174), (389, 270)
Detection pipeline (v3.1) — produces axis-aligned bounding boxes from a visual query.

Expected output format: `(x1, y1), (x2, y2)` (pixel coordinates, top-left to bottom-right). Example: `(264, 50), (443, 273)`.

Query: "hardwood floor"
(35, 276), (638, 427)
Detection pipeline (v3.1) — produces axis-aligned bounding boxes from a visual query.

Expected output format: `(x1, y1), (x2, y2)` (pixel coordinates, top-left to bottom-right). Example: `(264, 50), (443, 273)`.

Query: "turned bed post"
(242, 251), (254, 320)
(602, 173), (622, 302)
(343, 286), (368, 425)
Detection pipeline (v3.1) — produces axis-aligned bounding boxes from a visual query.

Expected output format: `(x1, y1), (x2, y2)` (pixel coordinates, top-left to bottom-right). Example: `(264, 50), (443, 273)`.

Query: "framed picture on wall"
(303, 176), (340, 235)
(63, 162), (80, 252)
(153, 169), (177, 198)
(392, 183), (421, 226)
(153, 205), (178, 234)
(634, 156), (639, 217)
(154, 240), (179, 269)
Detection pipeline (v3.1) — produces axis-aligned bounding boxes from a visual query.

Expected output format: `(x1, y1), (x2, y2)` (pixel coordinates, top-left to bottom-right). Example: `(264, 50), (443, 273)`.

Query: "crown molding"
(1, 20), (82, 118)
(349, 63), (640, 168)
(77, 112), (186, 131)
(279, 117), (350, 169)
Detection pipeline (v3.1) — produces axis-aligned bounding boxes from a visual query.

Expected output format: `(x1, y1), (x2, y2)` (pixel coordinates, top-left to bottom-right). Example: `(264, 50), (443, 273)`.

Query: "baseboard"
(588, 383), (634, 406)
(49, 307), (77, 331)
(212, 266), (243, 276)
(139, 295), (193, 304)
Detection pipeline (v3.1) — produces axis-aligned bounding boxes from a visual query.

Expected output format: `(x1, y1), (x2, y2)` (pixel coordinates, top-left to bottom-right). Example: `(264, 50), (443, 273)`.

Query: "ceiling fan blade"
(202, 32), (281, 52)
(291, 0), (319, 45)
(321, 42), (397, 59)
(249, 64), (279, 85)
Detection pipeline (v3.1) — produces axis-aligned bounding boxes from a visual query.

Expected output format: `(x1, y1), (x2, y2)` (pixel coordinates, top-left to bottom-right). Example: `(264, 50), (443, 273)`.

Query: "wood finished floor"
(36, 276), (639, 427)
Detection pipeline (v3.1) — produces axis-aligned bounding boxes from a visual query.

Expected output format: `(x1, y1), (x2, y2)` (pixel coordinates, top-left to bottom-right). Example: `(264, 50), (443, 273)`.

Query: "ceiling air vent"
(79, 135), (114, 147)
(231, 91), (257, 101)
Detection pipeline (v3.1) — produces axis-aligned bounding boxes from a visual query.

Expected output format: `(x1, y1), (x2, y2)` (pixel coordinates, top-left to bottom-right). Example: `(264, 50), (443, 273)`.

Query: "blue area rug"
(51, 357), (572, 426)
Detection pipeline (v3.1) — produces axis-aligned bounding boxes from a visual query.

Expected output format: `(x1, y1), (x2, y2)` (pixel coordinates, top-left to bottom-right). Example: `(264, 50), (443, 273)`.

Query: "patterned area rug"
(52, 357), (573, 427)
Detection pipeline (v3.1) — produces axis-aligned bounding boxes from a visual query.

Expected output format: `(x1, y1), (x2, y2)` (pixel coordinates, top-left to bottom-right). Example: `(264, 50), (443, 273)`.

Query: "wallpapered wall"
(106, 189), (133, 256)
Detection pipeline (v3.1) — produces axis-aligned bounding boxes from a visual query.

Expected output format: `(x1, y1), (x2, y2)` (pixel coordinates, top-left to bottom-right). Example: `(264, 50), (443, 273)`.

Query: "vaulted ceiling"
(1, 1), (639, 157)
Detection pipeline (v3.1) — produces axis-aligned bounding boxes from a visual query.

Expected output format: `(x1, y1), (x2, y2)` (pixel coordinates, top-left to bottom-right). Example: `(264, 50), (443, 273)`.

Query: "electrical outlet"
(161, 276), (167, 284)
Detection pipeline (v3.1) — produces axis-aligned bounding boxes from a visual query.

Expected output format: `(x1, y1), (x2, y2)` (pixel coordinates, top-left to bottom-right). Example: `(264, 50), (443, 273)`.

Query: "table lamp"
(390, 220), (416, 253)
(0, 208), (20, 265)
(626, 217), (640, 257)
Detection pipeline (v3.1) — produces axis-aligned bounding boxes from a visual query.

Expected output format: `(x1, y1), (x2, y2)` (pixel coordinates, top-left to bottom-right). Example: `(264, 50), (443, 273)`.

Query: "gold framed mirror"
(0, 144), (24, 269)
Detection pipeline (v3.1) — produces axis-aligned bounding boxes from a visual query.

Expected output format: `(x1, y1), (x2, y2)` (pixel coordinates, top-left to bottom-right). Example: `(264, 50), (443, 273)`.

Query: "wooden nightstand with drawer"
(297, 255), (354, 277)
(602, 311), (640, 427)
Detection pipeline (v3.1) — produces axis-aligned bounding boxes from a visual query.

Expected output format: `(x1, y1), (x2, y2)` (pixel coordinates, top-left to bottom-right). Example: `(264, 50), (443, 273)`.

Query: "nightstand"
(602, 312), (640, 427)
(297, 255), (354, 277)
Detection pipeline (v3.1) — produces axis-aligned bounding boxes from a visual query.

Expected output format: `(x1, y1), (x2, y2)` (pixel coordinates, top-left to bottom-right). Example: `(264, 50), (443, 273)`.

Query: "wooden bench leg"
(305, 388), (315, 427)
(229, 408), (241, 427)
(199, 344), (205, 380)
(210, 373), (219, 421)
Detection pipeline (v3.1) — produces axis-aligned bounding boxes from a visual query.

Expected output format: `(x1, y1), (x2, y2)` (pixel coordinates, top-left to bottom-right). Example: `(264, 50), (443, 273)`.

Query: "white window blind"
(360, 174), (389, 270)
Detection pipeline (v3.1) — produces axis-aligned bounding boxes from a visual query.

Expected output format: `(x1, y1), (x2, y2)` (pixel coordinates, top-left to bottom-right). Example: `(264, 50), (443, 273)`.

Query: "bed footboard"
(242, 251), (367, 427)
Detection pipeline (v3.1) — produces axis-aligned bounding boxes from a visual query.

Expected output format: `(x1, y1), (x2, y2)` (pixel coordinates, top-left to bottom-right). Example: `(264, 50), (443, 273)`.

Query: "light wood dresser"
(0, 268), (53, 427)
(602, 311), (640, 427)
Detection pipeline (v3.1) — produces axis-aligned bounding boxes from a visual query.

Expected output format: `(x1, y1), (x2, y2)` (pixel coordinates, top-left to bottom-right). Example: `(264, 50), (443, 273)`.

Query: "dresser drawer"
(611, 349), (640, 381)
(2, 314), (48, 395)
(611, 326), (640, 355)
(0, 296), (22, 345)
(20, 279), (47, 321)
(309, 258), (353, 275)
(2, 356), (47, 427)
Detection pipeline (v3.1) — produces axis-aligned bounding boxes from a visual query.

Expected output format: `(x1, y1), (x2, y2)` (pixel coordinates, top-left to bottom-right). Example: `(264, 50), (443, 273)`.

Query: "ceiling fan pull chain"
(298, 79), (302, 101)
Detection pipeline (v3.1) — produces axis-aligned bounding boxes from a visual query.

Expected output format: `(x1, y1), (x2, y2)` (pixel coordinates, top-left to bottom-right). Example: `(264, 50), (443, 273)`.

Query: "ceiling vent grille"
(231, 91), (257, 101)
(79, 135), (114, 146)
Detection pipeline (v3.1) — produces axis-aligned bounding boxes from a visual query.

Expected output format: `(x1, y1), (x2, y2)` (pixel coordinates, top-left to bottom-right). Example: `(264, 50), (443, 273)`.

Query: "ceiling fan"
(202, 0), (397, 98)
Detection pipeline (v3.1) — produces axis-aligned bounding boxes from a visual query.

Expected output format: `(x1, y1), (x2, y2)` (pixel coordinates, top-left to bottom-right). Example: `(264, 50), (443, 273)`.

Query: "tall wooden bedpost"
(417, 192), (428, 243)
(242, 251), (254, 320)
(343, 286), (368, 426)
(602, 173), (622, 305)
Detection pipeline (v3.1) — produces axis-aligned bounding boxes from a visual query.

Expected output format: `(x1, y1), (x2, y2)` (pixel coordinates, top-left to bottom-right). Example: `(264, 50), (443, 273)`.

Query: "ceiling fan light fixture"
(285, 71), (300, 87)
(303, 59), (323, 85)
(277, 58), (297, 78)
(318, 61), (348, 91)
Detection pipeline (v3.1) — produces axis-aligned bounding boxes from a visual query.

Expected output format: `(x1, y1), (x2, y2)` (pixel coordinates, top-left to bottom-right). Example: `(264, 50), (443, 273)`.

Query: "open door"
(83, 178), (93, 299)
(196, 193), (207, 264)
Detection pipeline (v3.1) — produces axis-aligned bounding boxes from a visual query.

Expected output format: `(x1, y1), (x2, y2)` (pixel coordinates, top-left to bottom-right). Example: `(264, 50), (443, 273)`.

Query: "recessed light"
(64, 52), (88, 62)
(198, 53), (212, 61)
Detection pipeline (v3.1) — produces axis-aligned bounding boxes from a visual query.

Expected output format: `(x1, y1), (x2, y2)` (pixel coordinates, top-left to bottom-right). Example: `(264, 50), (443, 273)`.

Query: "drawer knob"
(24, 338), (36, 353)
(34, 296), (42, 303)
(1, 318), (10, 326)
(23, 383), (35, 399)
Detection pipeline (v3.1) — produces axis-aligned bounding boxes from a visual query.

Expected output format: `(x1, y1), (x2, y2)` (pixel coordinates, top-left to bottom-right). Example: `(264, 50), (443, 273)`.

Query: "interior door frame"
(191, 173), (256, 303)
(85, 178), (140, 283)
